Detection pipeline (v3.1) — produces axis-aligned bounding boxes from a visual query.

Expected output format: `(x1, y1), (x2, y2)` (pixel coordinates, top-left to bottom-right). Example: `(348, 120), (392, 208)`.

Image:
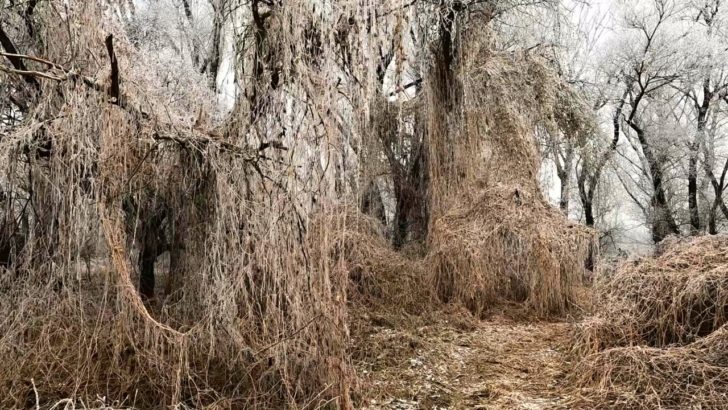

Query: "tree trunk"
(361, 180), (387, 226)
(136, 209), (167, 302)
(651, 197), (678, 243)
(649, 165), (680, 243)
(165, 217), (185, 299)
(559, 175), (569, 214)
(708, 197), (719, 235)
(705, 157), (728, 235)
(555, 143), (573, 214)
(207, 3), (222, 91)
(391, 146), (428, 248)
(576, 87), (628, 229)
(629, 124), (679, 243)
(688, 152), (700, 234)
(583, 198), (594, 227)
(139, 230), (158, 302)
(689, 84), (711, 234)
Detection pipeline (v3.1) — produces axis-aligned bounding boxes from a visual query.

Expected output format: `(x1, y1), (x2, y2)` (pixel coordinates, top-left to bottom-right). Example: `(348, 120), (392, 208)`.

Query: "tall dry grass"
(425, 19), (596, 316)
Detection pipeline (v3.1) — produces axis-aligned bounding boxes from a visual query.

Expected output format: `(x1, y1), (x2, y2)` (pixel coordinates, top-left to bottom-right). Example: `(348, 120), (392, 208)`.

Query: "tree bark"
(705, 157), (728, 234)
(688, 152), (700, 233)
(688, 79), (712, 234)
(629, 123), (679, 242)
(583, 198), (594, 227)
(557, 144), (574, 214)
(389, 141), (428, 248)
(207, 2), (223, 91)
(105, 35), (120, 103)
(139, 229), (158, 302)
(361, 180), (387, 226)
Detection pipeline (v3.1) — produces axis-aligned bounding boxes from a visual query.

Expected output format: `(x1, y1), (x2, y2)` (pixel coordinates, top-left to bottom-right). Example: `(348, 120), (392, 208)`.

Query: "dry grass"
(0, 2), (354, 408)
(570, 325), (728, 409)
(573, 235), (728, 354)
(351, 306), (576, 409)
(425, 20), (596, 317)
(570, 235), (728, 408)
(429, 183), (595, 317)
(312, 207), (433, 317)
(0, 1), (599, 408)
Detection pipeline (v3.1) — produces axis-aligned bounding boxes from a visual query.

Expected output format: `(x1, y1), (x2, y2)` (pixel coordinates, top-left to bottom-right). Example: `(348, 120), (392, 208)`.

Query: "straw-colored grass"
(0, 2), (355, 407)
(571, 325), (728, 409)
(425, 20), (596, 317)
(0, 1), (598, 408)
(570, 235), (728, 408)
(573, 235), (728, 355)
(429, 182), (595, 316)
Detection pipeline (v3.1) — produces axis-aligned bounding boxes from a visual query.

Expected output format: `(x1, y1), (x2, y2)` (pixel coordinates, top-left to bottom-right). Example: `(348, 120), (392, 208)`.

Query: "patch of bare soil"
(352, 308), (574, 409)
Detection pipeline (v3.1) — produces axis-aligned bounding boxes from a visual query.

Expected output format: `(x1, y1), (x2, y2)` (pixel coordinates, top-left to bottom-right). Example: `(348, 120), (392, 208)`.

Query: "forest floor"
(351, 306), (578, 410)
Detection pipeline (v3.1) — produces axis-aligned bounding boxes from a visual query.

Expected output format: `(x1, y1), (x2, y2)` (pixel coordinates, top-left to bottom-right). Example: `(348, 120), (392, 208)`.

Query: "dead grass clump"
(570, 235), (728, 409)
(570, 325), (728, 409)
(309, 206), (433, 316)
(0, 280), (190, 409)
(428, 182), (595, 316)
(573, 235), (728, 355)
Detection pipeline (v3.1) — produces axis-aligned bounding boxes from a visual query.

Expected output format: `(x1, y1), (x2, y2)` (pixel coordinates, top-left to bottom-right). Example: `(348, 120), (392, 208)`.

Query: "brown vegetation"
(0, 2), (351, 408)
(7, 1), (718, 409)
(570, 235), (728, 408)
(425, 26), (596, 317)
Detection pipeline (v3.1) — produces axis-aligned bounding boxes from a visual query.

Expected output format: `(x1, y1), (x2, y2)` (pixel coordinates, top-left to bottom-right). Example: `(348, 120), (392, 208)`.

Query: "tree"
(607, 0), (685, 243)
(679, 0), (728, 234)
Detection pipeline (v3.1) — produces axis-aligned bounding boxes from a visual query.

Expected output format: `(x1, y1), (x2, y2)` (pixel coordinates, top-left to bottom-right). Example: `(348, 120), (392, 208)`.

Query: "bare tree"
(611, 0), (683, 242)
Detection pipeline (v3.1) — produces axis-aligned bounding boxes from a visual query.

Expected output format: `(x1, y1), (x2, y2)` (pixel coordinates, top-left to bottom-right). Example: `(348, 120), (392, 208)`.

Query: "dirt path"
(352, 309), (575, 409)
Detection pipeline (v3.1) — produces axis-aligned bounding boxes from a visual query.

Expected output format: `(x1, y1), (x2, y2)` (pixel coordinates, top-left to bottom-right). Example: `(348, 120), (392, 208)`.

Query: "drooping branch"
(0, 45), (281, 163)
(0, 24), (40, 89)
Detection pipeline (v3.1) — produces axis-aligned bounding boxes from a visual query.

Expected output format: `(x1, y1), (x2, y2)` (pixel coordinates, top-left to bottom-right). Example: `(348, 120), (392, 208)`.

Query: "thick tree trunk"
(651, 198), (679, 243)
(391, 146), (428, 248)
(134, 208), (167, 302)
(361, 181), (387, 226)
(392, 195), (408, 247)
